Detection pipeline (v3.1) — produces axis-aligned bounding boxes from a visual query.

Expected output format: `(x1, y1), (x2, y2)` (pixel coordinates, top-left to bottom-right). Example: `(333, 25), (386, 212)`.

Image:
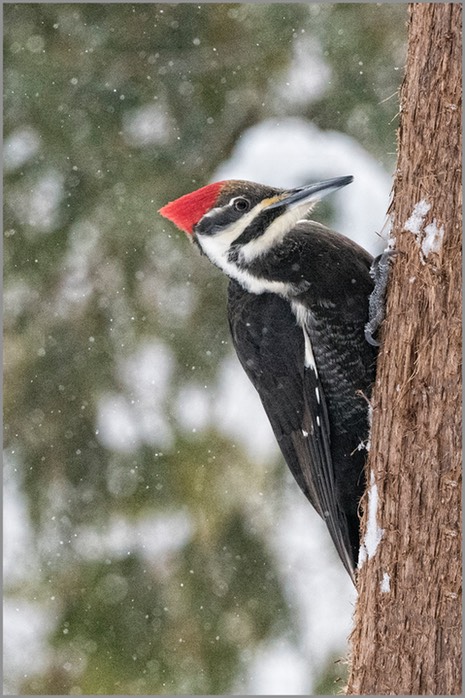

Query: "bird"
(159, 176), (378, 580)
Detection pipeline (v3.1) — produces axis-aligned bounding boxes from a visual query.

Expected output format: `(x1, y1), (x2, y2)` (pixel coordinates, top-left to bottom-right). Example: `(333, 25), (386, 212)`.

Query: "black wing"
(227, 280), (358, 579)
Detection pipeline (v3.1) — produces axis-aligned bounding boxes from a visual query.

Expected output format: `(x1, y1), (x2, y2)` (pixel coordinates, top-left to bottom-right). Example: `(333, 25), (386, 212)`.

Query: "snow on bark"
(404, 199), (444, 261)
(357, 471), (384, 567)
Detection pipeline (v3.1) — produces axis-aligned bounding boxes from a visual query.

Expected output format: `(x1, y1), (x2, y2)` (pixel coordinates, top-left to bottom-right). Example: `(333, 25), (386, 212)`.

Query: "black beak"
(265, 175), (354, 211)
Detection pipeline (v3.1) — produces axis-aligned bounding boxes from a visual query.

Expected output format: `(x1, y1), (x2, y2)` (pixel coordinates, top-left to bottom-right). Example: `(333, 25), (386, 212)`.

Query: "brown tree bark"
(346, 4), (462, 695)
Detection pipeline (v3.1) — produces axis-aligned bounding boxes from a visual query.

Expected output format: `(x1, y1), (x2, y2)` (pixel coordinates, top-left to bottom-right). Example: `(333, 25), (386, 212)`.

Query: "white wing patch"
(291, 302), (318, 374)
(302, 327), (317, 372)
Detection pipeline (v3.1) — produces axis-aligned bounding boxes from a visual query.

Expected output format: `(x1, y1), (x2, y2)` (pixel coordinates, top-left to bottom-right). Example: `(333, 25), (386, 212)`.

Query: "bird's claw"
(364, 250), (397, 347)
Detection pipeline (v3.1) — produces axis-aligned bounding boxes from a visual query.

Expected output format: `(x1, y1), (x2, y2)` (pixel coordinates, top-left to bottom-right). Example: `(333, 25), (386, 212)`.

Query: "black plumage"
(227, 223), (377, 579)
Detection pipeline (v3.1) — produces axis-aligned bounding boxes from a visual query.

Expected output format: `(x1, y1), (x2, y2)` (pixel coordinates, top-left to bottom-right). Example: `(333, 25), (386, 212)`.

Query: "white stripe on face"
(239, 204), (310, 262)
(196, 201), (262, 264)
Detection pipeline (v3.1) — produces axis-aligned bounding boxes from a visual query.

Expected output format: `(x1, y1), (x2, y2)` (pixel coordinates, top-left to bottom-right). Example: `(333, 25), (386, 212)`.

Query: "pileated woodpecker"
(160, 177), (378, 580)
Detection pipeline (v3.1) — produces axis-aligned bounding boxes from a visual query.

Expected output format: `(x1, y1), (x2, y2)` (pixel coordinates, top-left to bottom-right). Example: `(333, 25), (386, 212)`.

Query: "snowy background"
(4, 4), (406, 694)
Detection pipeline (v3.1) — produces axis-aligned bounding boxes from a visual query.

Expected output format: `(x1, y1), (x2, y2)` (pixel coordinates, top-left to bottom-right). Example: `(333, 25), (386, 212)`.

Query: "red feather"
(159, 181), (225, 234)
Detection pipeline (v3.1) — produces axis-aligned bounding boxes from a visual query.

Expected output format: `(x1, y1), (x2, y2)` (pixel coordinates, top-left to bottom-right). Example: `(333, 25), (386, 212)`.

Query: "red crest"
(159, 181), (225, 234)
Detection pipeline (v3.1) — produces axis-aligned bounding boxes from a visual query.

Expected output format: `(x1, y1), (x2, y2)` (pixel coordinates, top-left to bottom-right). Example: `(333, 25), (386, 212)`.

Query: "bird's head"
(159, 176), (353, 272)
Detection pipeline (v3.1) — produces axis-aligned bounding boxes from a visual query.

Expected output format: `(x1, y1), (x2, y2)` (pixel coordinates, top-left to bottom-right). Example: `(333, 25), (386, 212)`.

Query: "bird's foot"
(364, 250), (397, 347)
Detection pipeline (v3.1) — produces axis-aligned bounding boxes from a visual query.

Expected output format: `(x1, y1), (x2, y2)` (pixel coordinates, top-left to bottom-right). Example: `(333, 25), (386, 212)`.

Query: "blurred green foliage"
(4, 3), (406, 694)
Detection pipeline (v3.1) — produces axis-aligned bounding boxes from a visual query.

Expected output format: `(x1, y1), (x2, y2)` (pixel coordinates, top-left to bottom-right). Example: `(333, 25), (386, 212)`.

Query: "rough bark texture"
(347, 4), (462, 695)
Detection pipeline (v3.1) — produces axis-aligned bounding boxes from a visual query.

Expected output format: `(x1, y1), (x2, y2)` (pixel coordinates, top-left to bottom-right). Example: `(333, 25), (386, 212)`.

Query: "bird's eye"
(232, 198), (250, 212)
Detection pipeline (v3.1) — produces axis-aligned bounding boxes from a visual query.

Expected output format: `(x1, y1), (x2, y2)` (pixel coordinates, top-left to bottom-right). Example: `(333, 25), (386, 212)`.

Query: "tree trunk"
(346, 3), (462, 695)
